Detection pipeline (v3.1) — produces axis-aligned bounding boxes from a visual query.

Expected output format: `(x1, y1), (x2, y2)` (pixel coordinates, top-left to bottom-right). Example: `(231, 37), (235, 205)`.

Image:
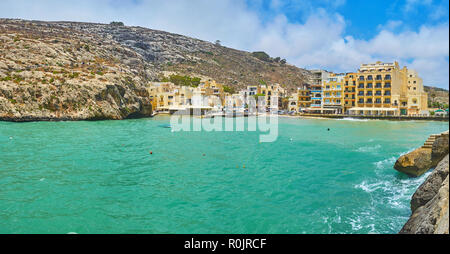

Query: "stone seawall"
(300, 114), (449, 121)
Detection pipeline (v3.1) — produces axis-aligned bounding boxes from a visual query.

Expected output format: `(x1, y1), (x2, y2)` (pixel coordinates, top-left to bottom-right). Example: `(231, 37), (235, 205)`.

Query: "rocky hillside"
(0, 19), (155, 121)
(424, 86), (449, 108)
(52, 20), (310, 92)
(0, 19), (310, 121)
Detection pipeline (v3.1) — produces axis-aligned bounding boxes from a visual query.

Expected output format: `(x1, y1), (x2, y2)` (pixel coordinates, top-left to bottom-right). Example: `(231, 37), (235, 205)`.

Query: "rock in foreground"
(394, 131), (449, 177)
(400, 155), (449, 234)
(394, 148), (433, 177)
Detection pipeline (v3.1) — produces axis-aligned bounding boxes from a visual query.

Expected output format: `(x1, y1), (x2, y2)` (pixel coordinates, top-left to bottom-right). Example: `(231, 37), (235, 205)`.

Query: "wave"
(354, 172), (431, 210)
(337, 117), (370, 122)
(374, 156), (397, 170)
(373, 148), (418, 171)
(355, 144), (381, 153)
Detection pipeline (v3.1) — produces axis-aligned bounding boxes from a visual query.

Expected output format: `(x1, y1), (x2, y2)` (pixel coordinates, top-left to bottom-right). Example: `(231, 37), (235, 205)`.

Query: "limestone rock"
(394, 148), (433, 177)
(0, 19), (154, 121)
(432, 133), (449, 164)
(400, 173), (449, 234)
(410, 155), (449, 212)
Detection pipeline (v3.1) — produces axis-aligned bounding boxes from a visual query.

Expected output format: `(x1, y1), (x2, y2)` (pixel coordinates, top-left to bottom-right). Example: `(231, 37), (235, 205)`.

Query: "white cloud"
(405, 0), (433, 12)
(0, 0), (448, 88)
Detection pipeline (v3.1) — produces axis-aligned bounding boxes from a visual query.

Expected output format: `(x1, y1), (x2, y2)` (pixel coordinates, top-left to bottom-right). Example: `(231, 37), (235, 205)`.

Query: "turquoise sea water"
(0, 116), (448, 234)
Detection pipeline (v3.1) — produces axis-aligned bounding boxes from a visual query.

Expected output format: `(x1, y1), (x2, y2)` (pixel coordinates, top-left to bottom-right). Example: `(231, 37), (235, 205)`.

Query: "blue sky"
(0, 0), (448, 88)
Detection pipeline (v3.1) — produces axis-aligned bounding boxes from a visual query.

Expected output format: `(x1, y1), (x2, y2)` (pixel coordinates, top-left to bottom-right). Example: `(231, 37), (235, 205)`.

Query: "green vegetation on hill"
(251, 51), (271, 62)
(429, 101), (449, 109)
(251, 51), (286, 64)
(161, 75), (201, 87)
(223, 85), (235, 94)
(110, 21), (124, 26)
(425, 86), (449, 108)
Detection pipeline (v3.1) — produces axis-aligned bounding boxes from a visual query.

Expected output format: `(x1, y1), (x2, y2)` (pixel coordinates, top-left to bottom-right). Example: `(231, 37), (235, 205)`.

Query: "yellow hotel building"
(322, 73), (345, 114)
(344, 61), (428, 116)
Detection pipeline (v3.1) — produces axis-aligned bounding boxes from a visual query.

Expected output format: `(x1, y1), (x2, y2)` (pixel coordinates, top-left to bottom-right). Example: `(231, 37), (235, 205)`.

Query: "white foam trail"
(355, 144), (381, 153)
(374, 156), (397, 170)
(337, 118), (370, 122)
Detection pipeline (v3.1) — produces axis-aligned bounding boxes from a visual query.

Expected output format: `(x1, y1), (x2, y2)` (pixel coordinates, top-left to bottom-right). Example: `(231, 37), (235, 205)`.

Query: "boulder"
(394, 148), (433, 177)
(410, 155), (449, 212)
(432, 133), (449, 164)
(400, 174), (449, 234)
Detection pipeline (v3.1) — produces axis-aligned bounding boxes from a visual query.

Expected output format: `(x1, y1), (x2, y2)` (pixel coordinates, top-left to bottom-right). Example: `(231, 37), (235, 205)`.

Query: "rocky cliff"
(0, 19), (311, 121)
(397, 130), (449, 234)
(400, 155), (449, 234)
(0, 19), (155, 121)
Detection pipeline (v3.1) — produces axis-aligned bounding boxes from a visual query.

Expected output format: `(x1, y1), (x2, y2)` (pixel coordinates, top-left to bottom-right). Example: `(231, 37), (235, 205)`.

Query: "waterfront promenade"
(298, 113), (449, 121)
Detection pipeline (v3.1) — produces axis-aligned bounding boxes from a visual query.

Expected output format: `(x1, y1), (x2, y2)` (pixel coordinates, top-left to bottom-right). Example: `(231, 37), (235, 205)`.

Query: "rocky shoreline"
(394, 130), (449, 234)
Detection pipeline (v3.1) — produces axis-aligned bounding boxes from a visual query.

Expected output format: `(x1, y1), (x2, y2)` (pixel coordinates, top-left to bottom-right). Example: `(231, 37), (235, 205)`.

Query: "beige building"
(260, 84), (286, 112)
(288, 93), (298, 112)
(147, 80), (226, 114)
(306, 69), (331, 113)
(406, 69), (428, 115)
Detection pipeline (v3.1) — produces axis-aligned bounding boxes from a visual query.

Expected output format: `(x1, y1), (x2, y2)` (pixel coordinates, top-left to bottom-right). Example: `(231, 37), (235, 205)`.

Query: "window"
(385, 74), (391, 80)
(359, 76), (365, 81)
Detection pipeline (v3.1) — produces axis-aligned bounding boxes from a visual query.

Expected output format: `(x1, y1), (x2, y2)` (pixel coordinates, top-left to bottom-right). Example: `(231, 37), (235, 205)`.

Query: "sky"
(0, 0), (449, 89)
